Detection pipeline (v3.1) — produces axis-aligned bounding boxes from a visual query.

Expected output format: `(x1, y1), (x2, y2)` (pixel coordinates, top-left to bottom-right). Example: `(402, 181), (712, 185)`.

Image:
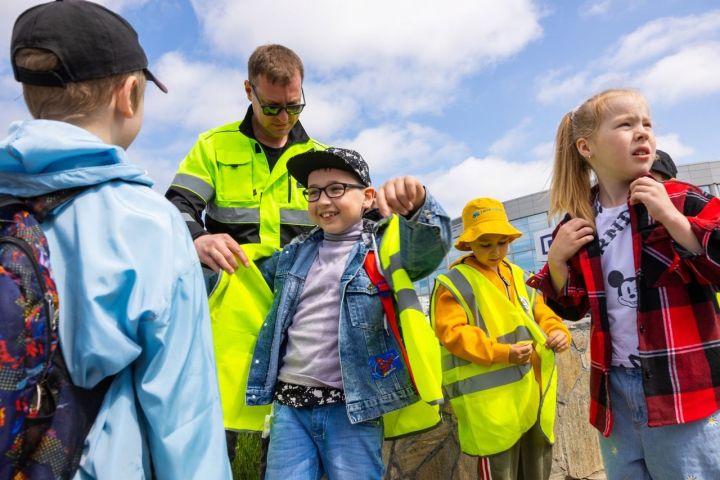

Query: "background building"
(415, 159), (720, 308)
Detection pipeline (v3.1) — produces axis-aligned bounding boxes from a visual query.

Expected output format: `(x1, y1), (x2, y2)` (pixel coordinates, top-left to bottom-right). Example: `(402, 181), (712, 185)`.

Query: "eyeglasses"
(250, 83), (306, 116)
(302, 182), (365, 202)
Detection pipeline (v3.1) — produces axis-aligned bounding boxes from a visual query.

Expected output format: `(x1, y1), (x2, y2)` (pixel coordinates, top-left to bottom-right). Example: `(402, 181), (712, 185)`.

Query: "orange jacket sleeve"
(433, 284), (511, 366)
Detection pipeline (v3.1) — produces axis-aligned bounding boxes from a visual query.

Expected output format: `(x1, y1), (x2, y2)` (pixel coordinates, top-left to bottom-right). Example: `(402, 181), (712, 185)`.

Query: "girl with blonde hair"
(529, 88), (720, 479)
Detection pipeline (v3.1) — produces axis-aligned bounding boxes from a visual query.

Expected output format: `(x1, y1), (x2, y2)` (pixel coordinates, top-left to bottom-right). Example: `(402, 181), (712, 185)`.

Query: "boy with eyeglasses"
(246, 147), (451, 479)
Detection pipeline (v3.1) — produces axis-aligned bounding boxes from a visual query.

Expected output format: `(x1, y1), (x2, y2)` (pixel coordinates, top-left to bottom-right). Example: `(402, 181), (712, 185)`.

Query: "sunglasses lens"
(262, 106), (281, 116)
(285, 105), (304, 115)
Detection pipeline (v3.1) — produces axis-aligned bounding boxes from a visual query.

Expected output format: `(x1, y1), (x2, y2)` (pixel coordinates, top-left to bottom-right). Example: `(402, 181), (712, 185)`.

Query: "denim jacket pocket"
(345, 274), (384, 331)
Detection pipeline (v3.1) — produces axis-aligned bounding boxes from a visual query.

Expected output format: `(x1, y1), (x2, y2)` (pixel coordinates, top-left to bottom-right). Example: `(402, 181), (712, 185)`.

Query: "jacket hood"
(0, 120), (152, 196)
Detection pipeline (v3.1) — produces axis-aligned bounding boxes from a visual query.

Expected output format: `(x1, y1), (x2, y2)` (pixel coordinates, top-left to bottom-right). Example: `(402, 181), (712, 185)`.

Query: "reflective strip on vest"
(439, 323), (532, 371)
(171, 173), (215, 203)
(378, 214), (443, 439)
(444, 363), (532, 399)
(181, 212), (195, 223)
(206, 202), (260, 224)
(431, 261), (558, 456)
(379, 215), (444, 405)
(279, 209), (312, 226)
(442, 268), (486, 332)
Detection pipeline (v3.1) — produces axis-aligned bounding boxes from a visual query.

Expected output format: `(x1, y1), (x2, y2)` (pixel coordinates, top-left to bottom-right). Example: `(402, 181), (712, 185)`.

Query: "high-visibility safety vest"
(170, 121), (326, 250)
(378, 215), (444, 439)
(207, 243), (276, 431)
(431, 262), (557, 456)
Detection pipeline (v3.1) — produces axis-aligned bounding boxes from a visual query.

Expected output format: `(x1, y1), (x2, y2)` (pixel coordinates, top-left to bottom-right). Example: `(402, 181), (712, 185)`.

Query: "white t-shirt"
(596, 201), (640, 367)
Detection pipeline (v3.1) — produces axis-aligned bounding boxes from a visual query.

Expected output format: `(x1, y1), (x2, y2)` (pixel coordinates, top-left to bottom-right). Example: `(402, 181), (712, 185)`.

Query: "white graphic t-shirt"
(596, 201), (640, 367)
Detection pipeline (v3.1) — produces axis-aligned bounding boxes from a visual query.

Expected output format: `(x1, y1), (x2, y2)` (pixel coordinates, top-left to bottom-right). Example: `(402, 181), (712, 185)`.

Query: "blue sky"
(2, 0), (720, 216)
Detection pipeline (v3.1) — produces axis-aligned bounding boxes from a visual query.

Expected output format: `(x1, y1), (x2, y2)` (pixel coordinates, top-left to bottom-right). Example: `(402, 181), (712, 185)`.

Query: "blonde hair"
(248, 44), (304, 85)
(549, 88), (647, 227)
(15, 48), (146, 121)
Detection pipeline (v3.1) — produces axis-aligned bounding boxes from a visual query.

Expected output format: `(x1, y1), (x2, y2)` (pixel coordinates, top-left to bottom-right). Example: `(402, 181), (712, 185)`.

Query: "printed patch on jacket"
(369, 349), (402, 380)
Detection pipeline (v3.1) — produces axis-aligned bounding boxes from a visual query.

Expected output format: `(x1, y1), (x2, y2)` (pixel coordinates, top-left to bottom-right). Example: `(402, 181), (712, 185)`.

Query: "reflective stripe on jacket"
(377, 215), (443, 439)
(431, 262), (557, 456)
(168, 109), (326, 250)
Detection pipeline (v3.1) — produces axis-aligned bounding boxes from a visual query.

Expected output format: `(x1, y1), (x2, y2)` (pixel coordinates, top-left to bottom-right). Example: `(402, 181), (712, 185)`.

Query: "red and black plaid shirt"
(528, 180), (720, 436)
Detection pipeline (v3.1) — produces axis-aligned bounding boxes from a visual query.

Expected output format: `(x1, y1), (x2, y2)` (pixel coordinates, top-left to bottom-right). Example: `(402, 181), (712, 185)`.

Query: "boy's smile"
(306, 168), (374, 235)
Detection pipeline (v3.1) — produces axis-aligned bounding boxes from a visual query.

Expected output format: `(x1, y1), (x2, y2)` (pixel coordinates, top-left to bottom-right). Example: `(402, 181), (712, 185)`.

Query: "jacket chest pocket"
(215, 151), (254, 203)
(346, 275), (384, 331)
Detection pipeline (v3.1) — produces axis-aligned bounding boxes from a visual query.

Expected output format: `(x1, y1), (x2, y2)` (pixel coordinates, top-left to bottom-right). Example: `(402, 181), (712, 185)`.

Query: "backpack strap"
(363, 251), (417, 389)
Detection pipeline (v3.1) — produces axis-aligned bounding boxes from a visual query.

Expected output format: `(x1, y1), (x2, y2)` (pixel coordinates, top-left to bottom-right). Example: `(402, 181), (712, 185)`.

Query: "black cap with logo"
(11, 0), (167, 93)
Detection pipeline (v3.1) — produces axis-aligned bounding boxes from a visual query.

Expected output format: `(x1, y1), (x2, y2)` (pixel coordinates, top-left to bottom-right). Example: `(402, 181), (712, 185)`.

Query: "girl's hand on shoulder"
(545, 330), (569, 353)
(629, 177), (681, 226)
(547, 218), (594, 267)
(376, 176), (426, 218)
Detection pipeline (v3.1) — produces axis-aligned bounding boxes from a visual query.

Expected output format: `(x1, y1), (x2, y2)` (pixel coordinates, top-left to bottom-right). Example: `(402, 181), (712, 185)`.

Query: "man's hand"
(545, 330), (570, 353)
(508, 342), (533, 365)
(375, 176), (426, 218)
(194, 234), (249, 273)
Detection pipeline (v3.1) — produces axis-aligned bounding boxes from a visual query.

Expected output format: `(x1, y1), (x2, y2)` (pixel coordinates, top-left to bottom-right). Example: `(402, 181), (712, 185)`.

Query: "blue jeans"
(265, 402), (384, 480)
(598, 367), (720, 479)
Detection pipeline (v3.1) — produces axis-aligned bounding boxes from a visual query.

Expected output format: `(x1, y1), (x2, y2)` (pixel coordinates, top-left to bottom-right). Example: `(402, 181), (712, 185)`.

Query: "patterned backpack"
(0, 190), (111, 479)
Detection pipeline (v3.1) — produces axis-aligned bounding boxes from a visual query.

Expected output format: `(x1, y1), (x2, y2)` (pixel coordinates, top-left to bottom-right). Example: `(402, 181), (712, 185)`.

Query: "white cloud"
(425, 156), (553, 217)
(606, 11), (720, 69)
(536, 10), (720, 107)
(637, 43), (720, 105)
(655, 133), (695, 161)
(143, 52), (248, 133)
(333, 123), (469, 181)
(190, 0), (542, 117)
(581, 0), (612, 17)
(489, 118), (532, 156)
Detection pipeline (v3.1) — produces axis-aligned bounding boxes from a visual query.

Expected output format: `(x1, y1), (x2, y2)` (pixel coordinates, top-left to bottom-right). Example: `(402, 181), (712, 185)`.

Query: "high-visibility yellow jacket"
(431, 258), (566, 456)
(166, 107), (326, 249)
(377, 215), (443, 439)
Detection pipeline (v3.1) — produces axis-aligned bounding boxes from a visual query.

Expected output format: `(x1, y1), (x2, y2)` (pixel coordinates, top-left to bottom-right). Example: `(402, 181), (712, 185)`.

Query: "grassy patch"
(231, 433), (262, 480)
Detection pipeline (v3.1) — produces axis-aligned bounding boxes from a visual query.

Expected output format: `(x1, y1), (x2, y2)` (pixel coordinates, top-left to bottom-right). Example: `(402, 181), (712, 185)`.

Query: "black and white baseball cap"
(288, 147), (372, 188)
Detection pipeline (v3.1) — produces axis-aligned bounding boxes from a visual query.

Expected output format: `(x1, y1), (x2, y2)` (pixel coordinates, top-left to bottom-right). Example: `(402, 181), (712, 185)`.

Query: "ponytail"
(549, 112), (595, 228)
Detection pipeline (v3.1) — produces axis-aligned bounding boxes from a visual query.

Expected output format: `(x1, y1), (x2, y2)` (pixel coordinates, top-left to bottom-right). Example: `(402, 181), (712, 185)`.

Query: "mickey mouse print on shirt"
(607, 270), (637, 308)
(595, 198), (641, 367)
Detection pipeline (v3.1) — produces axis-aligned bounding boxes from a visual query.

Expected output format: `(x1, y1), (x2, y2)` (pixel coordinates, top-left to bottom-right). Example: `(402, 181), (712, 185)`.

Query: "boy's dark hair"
(248, 44), (304, 85)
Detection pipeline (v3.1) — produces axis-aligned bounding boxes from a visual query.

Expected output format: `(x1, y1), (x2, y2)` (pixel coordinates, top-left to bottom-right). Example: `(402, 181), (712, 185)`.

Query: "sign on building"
(533, 226), (555, 262)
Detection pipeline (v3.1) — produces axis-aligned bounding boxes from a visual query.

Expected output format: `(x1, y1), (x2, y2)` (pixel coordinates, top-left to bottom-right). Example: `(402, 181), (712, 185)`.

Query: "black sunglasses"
(302, 182), (366, 202)
(250, 83), (306, 116)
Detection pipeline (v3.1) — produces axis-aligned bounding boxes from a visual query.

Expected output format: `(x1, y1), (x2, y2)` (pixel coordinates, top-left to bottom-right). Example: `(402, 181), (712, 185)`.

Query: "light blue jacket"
(0, 120), (231, 479)
(246, 197), (451, 423)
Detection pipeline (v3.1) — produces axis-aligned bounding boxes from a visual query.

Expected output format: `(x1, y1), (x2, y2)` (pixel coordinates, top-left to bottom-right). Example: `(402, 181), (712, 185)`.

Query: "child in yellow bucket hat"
(430, 198), (571, 480)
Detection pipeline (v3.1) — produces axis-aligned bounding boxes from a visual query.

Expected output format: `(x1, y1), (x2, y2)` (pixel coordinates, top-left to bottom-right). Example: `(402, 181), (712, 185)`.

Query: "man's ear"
(244, 79), (253, 102)
(363, 187), (376, 210)
(115, 75), (139, 119)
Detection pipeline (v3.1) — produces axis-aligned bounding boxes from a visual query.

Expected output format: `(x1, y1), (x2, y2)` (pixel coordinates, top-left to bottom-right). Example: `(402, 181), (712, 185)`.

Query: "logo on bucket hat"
(455, 198), (522, 251)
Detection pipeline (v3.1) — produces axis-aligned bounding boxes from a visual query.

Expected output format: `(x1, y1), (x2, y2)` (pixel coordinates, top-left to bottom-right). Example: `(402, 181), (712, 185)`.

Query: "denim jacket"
(246, 194), (451, 423)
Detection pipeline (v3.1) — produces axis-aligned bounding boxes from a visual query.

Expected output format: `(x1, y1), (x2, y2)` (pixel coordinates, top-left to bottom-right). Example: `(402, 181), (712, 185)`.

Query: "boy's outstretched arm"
(376, 176), (452, 280)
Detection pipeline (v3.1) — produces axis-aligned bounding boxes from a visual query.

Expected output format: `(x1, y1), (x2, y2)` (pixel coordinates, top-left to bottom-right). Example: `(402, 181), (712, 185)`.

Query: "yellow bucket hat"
(455, 198), (522, 251)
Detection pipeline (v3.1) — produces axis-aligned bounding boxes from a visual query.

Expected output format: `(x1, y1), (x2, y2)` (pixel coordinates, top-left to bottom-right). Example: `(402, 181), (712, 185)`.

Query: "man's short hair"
(15, 48), (146, 121)
(248, 44), (304, 85)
